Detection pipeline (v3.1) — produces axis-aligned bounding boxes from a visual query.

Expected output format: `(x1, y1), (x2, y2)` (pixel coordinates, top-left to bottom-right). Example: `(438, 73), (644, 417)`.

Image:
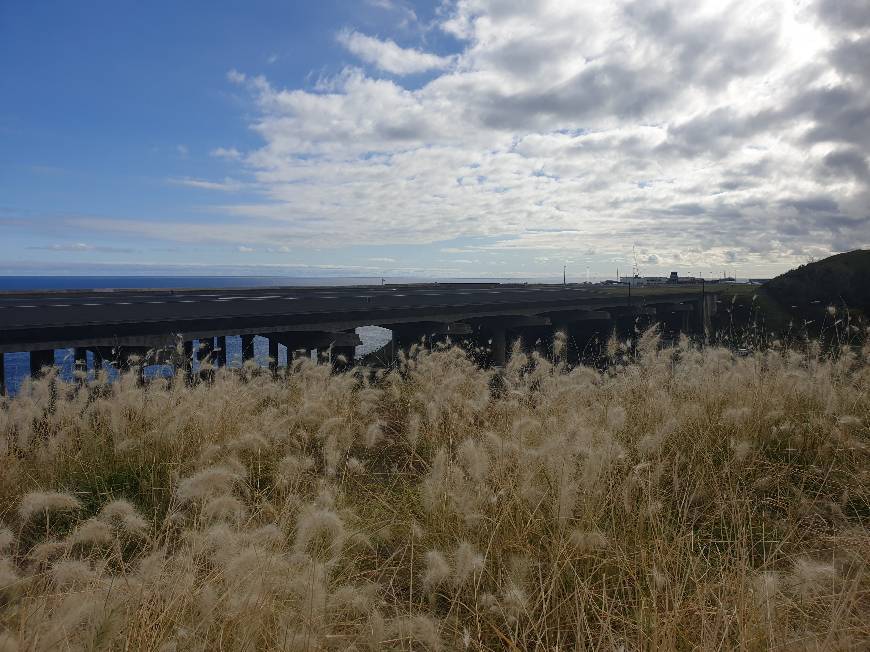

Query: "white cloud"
(168, 176), (245, 192)
(53, 1), (870, 274)
(176, 144), (189, 157)
(210, 147), (242, 160)
(337, 29), (454, 75)
(27, 242), (134, 253)
(237, 246), (255, 253)
(227, 69), (246, 84)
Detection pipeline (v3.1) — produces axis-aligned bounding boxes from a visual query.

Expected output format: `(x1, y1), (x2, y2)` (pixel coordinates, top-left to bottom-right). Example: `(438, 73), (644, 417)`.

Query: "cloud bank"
(210, 0), (870, 271)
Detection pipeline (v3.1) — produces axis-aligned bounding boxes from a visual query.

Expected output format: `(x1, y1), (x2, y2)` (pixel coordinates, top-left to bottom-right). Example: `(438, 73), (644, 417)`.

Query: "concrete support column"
(681, 310), (691, 335)
(198, 337), (214, 366)
(74, 348), (88, 374)
(30, 349), (55, 377)
(241, 334), (255, 364)
(490, 328), (507, 367)
(331, 345), (355, 372)
(182, 341), (194, 383)
(215, 336), (227, 367)
(0, 353), (5, 396)
(268, 337), (279, 373)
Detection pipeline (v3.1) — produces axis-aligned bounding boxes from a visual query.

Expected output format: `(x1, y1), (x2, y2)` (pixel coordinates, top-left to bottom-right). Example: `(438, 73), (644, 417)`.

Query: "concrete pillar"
(198, 337), (214, 366)
(241, 334), (255, 364)
(215, 336), (227, 367)
(268, 337), (279, 373)
(0, 353), (5, 396)
(74, 348), (88, 373)
(91, 348), (103, 371)
(182, 341), (194, 383)
(315, 347), (330, 364)
(30, 349), (55, 377)
(490, 328), (506, 367)
(331, 345), (355, 371)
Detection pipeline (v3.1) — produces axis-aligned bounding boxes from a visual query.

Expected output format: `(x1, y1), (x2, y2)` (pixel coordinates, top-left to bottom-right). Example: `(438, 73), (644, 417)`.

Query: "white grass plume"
(18, 491), (81, 522)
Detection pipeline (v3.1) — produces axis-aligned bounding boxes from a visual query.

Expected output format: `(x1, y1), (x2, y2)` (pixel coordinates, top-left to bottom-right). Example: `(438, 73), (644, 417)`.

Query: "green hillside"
(762, 249), (870, 321)
(708, 250), (869, 343)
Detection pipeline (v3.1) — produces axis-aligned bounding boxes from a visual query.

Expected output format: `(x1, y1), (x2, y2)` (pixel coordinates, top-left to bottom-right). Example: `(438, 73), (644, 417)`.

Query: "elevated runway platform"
(0, 282), (717, 391)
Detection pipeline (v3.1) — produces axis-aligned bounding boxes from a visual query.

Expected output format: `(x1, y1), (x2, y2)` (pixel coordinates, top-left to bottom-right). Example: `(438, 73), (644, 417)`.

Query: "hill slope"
(763, 249), (870, 316)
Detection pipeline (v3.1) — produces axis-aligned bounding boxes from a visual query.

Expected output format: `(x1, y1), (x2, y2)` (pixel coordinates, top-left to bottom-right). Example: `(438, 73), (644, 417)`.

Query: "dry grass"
(0, 329), (868, 650)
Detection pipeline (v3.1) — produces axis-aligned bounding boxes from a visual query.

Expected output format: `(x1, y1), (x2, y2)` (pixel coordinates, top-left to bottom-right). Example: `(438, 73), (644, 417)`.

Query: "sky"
(1, 0), (869, 279)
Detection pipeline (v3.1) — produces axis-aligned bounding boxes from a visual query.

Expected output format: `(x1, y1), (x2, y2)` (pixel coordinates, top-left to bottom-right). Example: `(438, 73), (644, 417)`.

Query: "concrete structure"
(0, 283), (719, 391)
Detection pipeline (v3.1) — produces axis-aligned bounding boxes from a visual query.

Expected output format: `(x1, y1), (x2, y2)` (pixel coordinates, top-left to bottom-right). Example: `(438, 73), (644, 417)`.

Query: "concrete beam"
(473, 315), (552, 328)
(609, 306), (657, 317)
(273, 331), (361, 351)
(550, 310), (611, 322)
(650, 302), (694, 313)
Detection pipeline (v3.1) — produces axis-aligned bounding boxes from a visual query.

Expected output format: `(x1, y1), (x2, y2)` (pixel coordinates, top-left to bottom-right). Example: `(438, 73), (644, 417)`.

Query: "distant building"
(620, 272), (704, 286)
(620, 276), (669, 286)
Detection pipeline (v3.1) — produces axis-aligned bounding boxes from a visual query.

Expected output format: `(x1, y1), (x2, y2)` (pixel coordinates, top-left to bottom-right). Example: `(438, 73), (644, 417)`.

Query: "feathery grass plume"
(569, 529), (610, 554)
(453, 542), (484, 587)
(0, 332), (868, 647)
(388, 615), (442, 652)
(753, 571), (781, 609)
(0, 632), (18, 652)
(176, 466), (240, 503)
(421, 448), (449, 513)
(722, 406), (752, 425)
(17, 491), (81, 522)
(327, 582), (378, 619)
(294, 505), (346, 561)
(202, 495), (248, 524)
(422, 549), (451, 591)
(499, 580), (528, 623)
(789, 557), (839, 598)
(26, 540), (66, 565)
(67, 518), (114, 547)
(364, 421), (384, 448)
(457, 438), (489, 482)
(50, 559), (98, 589)
(0, 527), (14, 553)
(277, 454), (315, 490)
(606, 405), (627, 431)
(98, 499), (149, 536)
(0, 557), (20, 596)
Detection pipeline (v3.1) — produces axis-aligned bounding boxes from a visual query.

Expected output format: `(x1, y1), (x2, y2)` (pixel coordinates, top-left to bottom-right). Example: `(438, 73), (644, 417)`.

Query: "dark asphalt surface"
(0, 284), (632, 330)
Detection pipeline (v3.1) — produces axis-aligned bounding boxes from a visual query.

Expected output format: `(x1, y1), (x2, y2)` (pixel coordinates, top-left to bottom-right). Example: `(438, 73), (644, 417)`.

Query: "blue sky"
(2, 0), (868, 278)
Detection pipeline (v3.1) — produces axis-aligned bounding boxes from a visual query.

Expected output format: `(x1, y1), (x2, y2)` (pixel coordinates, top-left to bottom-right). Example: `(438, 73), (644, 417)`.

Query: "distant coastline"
(0, 275), (572, 291)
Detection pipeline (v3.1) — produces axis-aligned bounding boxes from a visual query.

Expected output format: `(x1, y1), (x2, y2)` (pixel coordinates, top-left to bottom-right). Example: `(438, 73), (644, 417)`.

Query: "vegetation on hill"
(764, 249), (870, 318)
(0, 335), (868, 650)
(708, 250), (870, 344)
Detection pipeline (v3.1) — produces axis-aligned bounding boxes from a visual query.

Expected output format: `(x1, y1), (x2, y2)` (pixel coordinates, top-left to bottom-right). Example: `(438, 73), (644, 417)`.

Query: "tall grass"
(0, 328), (868, 650)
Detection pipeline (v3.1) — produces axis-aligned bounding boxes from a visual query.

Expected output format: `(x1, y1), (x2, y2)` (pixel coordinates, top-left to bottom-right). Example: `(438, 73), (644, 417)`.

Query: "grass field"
(0, 330), (868, 650)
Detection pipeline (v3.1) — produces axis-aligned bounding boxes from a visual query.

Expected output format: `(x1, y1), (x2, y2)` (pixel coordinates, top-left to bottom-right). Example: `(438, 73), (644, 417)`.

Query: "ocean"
(0, 275), (542, 291)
